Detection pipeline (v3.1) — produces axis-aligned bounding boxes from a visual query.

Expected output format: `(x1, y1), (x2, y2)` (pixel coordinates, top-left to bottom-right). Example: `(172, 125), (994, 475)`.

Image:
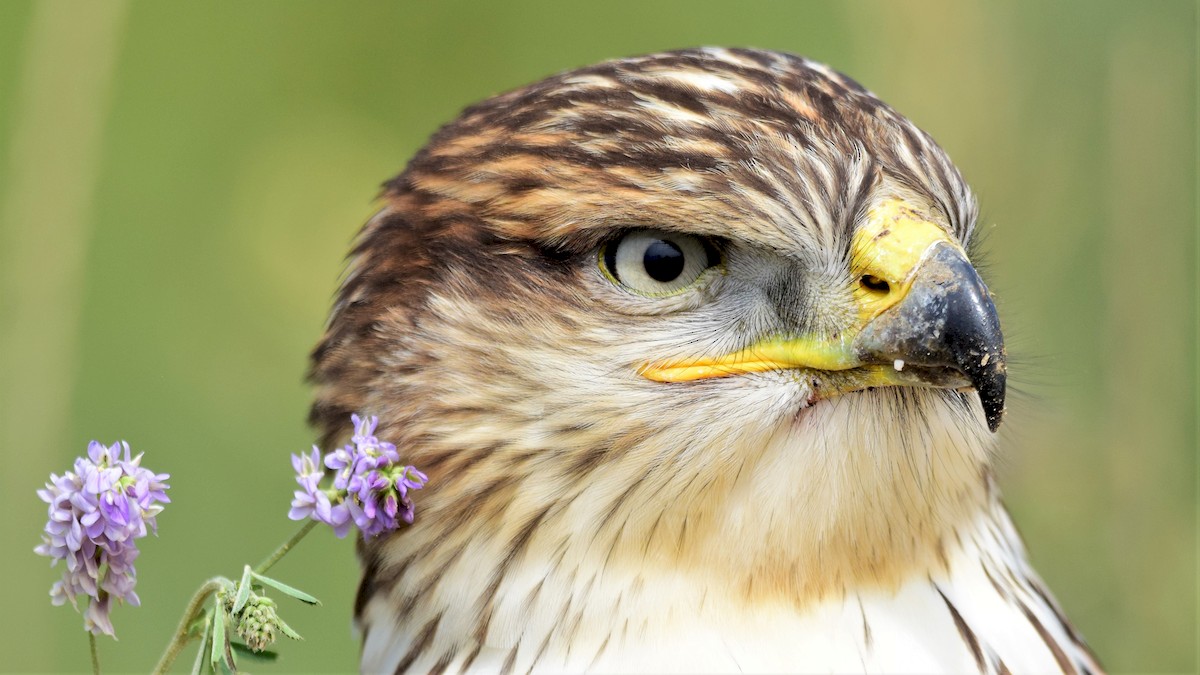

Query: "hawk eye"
(601, 229), (720, 296)
(644, 240), (685, 282)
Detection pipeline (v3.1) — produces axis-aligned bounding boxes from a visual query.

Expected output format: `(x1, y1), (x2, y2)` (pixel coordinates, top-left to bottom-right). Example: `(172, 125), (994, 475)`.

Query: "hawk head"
(310, 47), (1009, 664)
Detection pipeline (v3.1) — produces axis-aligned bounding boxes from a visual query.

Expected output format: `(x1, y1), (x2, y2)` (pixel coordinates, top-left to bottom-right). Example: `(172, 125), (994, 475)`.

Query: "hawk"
(310, 48), (1101, 674)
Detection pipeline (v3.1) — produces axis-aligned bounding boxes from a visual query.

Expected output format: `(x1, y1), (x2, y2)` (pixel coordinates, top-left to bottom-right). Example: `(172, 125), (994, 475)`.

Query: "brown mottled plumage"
(310, 48), (1100, 674)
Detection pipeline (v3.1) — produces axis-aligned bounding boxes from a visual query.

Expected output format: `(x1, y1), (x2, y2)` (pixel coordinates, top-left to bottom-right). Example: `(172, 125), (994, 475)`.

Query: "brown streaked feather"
(310, 48), (975, 444)
(309, 47), (1097, 674)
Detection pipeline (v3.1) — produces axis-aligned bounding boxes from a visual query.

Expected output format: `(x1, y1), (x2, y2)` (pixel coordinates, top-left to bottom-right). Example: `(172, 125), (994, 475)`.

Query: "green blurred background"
(0, 1), (1194, 672)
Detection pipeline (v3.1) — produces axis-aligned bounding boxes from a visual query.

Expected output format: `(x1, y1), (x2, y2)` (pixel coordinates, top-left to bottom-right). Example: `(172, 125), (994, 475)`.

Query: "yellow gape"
(640, 199), (959, 383)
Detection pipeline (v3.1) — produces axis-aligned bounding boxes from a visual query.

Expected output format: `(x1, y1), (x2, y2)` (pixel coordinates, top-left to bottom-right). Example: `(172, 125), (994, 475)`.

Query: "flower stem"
(89, 632), (100, 675)
(151, 577), (227, 675)
(151, 522), (316, 673)
(254, 519), (317, 575)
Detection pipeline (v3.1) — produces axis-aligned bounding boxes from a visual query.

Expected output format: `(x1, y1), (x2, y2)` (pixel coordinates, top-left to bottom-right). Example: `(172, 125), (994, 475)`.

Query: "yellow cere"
(639, 198), (959, 383)
(849, 198), (962, 323)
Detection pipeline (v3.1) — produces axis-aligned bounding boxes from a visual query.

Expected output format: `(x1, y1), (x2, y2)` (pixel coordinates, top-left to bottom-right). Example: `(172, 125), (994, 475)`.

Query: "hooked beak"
(640, 199), (1008, 432)
(850, 240), (1007, 431)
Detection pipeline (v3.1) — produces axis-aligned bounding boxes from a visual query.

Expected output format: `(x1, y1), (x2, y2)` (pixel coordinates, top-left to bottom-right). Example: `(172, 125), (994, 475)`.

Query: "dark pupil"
(643, 240), (685, 282)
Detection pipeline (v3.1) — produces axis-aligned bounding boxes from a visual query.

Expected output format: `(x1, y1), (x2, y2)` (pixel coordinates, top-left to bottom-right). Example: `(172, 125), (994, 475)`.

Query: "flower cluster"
(234, 593), (282, 652)
(289, 415), (427, 538)
(35, 440), (170, 636)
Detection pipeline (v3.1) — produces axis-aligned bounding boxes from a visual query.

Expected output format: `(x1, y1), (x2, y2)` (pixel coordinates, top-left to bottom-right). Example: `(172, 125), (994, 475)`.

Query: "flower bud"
(236, 593), (280, 652)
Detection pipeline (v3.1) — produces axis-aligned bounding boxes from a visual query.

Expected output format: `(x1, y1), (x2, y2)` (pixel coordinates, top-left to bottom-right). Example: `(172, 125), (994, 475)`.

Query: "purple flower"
(396, 466), (428, 523)
(287, 415), (425, 539)
(288, 446), (352, 537)
(350, 414), (399, 465)
(35, 440), (169, 637)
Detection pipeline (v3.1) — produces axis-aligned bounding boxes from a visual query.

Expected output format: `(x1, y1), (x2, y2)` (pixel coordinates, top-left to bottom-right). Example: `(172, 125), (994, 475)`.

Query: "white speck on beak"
(893, 359), (905, 372)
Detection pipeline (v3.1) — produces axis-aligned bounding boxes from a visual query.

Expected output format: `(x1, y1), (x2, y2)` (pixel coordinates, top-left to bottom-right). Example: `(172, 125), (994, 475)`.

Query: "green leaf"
(187, 612), (210, 638)
(210, 597), (236, 673)
(249, 572), (320, 605)
(222, 630), (238, 674)
(230, 643), (280, 663)
(210, 600), (224, 669)
(232, 566), (253, 615)
(191, 612), (212, 675)
(274, 615), (304, 642)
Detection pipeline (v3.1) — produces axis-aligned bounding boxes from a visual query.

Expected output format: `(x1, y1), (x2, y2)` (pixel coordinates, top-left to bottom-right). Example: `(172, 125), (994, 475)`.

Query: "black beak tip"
(983, 397), (1004, 433)
(975, 369), (1006, 433)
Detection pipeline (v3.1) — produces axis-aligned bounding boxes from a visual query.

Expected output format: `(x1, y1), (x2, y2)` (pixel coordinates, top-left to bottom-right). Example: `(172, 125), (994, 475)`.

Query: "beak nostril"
(860, 275), (890, 294)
